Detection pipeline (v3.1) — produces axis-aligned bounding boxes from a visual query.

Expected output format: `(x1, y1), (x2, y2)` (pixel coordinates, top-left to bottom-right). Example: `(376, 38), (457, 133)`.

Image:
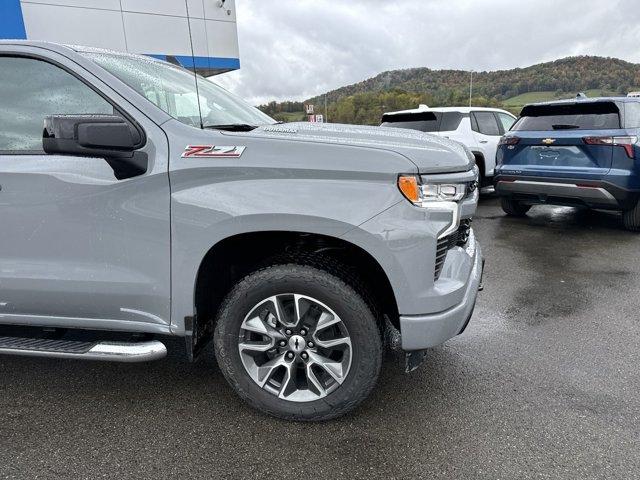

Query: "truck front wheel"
(213, 262), (382, 421)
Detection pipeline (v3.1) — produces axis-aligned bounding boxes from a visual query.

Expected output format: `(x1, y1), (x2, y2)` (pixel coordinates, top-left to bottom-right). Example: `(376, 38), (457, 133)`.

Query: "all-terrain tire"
(501, 197), (531, 217)
(213, 262), (382, 421)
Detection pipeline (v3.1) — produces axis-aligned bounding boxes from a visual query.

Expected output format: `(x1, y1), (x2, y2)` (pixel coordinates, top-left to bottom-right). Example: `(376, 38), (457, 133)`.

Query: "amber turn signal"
(398, 176), (420, 203)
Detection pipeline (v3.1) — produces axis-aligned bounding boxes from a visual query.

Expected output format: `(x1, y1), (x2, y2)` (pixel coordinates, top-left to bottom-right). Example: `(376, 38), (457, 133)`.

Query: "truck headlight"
(398, 176), (466, 205)
(397, 175), (464, 239)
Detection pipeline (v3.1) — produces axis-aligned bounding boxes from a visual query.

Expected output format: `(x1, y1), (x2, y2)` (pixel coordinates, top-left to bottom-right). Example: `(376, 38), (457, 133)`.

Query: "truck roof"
(0, 39), (76, 52)
(0, 40), (144, 58)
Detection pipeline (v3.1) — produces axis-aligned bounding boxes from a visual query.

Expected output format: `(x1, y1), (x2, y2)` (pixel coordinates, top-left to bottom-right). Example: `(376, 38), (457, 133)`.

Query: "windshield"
(82, 52), (276, 129)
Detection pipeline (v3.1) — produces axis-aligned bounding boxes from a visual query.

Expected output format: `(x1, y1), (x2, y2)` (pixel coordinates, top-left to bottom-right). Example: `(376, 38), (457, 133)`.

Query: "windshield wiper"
(551, 124), (580, 130)
(204, 123), (258, 132)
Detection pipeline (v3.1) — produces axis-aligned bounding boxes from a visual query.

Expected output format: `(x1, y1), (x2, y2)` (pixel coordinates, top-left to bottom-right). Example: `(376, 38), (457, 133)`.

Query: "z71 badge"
(181, 145), (246, 158)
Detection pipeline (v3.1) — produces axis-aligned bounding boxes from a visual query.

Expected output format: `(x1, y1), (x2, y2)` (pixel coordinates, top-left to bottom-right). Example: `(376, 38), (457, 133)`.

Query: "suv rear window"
(513, 102), (621, 131)
(381, 112), (440, 132)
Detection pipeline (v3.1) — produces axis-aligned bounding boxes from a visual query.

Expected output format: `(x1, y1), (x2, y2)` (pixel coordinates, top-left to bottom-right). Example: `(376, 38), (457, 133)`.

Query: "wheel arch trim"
(170, 214), (400, 335)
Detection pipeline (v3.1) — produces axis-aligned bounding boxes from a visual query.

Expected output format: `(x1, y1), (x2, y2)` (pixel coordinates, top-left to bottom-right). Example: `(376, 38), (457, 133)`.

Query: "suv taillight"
(583, 136), (638, 158)
(498, 136), (520, 146)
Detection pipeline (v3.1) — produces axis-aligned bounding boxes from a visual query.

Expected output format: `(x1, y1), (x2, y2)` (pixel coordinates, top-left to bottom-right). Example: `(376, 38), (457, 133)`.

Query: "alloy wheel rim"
(238, 293), (353, 403)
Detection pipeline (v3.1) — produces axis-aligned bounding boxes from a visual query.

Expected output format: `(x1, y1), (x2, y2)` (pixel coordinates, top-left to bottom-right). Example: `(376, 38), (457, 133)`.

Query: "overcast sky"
(214, 0), (640, 105)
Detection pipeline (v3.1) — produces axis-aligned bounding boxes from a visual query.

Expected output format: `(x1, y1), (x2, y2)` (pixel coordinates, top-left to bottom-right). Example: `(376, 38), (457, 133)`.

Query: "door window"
(623, 102), (640, 128)
(497, 113), (516, 133)
(439, 112), (464, 132)
(0, 57), (113, 152)
(472, 111), (501, 136)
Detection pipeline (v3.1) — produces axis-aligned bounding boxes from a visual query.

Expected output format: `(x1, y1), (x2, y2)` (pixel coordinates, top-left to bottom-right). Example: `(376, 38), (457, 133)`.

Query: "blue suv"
(494, 96), (640, 230)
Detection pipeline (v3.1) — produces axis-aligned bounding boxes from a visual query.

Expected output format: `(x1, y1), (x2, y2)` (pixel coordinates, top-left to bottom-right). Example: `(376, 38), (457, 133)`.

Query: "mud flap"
(184, 315), (213, 363)
(405, 350), (427, 373)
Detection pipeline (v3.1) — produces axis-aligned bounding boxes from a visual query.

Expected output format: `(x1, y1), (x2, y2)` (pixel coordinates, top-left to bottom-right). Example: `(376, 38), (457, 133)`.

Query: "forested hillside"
(258, 56), (640, 125)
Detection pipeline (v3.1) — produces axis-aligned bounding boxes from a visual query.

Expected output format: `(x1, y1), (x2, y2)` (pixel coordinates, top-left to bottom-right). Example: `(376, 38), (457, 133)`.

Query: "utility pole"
(325, 94), (328, 123)
(469, 70), (473, 107)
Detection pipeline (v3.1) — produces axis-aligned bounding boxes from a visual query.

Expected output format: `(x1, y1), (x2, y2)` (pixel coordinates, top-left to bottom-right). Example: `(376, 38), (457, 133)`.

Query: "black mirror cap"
(43, 114), (144, 158)
(43, 114), (148, 180)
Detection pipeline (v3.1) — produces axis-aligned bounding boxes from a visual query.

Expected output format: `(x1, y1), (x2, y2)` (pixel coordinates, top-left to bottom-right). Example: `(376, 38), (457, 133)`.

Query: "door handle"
(479, 140), (489, 144)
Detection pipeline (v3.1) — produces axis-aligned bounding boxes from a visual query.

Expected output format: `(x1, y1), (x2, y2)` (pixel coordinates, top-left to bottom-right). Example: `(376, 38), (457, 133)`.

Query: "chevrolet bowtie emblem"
(542, 138), (556, 145)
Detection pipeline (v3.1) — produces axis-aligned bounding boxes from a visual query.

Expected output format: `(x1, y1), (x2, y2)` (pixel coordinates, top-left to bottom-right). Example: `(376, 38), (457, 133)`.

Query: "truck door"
(0, 53), (171, 331)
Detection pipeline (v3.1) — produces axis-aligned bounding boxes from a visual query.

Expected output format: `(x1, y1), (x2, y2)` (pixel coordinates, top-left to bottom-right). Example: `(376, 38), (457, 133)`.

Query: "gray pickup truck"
(0, 41), (483, 421)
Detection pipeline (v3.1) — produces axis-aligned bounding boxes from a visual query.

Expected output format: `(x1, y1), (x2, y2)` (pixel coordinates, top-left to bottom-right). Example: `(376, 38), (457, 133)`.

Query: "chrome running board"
(0, 336), (166, 363)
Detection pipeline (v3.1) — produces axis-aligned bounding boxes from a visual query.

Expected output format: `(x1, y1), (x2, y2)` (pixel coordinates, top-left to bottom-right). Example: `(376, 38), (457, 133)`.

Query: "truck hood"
(227, 122), (474, 174)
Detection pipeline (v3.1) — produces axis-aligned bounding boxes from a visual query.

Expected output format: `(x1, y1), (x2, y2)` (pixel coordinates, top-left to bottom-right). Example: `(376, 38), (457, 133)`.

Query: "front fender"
(169, 172), (402, 333)
(342, 199), (478, 316)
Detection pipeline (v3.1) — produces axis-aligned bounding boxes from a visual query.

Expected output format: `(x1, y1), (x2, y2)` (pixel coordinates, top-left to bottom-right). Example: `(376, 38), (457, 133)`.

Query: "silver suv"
(0, 42), (484, 421)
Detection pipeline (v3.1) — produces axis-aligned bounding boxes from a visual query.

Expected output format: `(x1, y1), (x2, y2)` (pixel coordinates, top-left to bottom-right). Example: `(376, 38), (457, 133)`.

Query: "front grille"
(434, 220), (472, 281)
(450, 219), (472, 247)
(434, 238), (450, 281)
(467, 180), (479, 196)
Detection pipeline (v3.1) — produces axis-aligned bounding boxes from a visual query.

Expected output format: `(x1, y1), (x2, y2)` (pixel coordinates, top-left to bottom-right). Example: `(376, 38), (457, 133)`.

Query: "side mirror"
(43, 114), (148, 179)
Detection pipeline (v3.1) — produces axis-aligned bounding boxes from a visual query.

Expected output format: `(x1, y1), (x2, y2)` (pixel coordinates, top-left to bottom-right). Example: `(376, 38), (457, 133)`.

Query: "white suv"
(382, 105), (516, 186)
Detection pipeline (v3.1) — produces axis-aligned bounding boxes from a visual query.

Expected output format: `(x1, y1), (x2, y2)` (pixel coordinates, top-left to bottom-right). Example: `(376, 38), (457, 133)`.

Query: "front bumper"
(400, 239), (484, 351)
(341, 168), (482, 351)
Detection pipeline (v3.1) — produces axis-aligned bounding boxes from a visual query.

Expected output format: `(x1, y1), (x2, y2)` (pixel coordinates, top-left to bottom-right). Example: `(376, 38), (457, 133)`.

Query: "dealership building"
(0, 0), (240, 76)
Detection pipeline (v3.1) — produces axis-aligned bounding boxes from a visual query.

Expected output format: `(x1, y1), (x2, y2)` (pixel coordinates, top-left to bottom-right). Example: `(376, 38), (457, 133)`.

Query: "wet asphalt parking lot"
(0, 196), (639, 479)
